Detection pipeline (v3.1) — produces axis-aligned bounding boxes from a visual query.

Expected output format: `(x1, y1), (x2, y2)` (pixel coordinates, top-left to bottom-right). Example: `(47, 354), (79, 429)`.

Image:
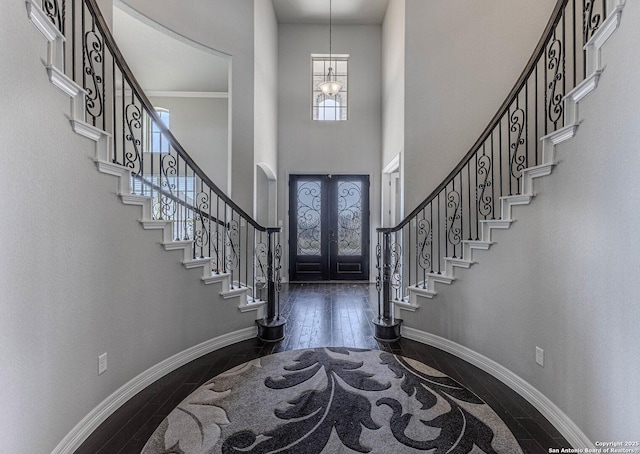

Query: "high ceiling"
(112, 0), (391, 93)
(113, 3), (229, 93)
(272, 0), (390, 25)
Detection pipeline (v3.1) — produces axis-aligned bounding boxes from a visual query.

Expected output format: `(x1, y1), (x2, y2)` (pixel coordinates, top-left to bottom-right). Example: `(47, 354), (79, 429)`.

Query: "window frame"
(311, 54), (349, 122)
(146, 107), (171, 153)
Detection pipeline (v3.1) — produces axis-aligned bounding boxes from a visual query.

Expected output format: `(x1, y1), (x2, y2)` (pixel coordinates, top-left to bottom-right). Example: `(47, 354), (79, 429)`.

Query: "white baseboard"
(402, 326), (594, 449)
(51, 326), (257, 454)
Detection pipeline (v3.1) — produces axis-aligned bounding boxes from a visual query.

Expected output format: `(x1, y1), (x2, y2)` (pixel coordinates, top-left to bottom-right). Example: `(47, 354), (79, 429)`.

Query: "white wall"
(121, 0), (255, 213)
(405, 0), (640, 441)
(0, 2), (257, 452)
(381, 0), (405, 170)
(403, 0), (556, 212)
(254, 0), (279, 225)
(149, 96), (229, 192)
(277, 23), (382, 281)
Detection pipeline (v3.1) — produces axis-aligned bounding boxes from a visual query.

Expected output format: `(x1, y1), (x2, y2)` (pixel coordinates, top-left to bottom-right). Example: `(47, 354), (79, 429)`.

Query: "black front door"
(289, 174), (370, 281)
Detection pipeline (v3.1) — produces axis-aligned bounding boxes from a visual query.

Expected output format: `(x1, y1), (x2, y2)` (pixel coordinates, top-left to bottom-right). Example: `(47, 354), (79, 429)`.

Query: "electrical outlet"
(535, 347), (544, 367)
(98, 352), (108, 375)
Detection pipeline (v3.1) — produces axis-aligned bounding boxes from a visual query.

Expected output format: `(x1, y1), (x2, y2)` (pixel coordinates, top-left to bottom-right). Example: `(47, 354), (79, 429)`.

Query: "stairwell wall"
(120, 0), (256, 214)
(0, 2), (257, 453)
(148, 95), (230, 192)
(381, 0), (405, 170)
(403, 0), (556, 212)
(404, 0), (640, 440)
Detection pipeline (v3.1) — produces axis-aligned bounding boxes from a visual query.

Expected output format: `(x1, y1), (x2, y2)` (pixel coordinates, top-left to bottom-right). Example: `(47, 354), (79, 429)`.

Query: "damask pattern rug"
(141, 348), (523, 453)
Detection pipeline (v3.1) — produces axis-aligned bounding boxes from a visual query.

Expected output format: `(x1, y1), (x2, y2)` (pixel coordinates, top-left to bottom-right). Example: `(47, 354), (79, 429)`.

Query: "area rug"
(141, 348), (523, 453)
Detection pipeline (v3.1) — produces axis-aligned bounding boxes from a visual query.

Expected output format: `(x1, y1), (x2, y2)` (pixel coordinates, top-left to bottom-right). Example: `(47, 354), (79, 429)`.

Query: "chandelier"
(317, 0), (342, 96)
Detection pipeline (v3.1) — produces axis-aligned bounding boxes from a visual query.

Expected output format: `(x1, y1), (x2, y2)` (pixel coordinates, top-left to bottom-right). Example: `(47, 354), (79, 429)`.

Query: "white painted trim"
(45, 65), (84, 98)
(50, 327), (257, 454)
(145, 90), (229, 99)
(25, 0), (65, 43)
(402, 327), (595, 449)
(162, 239), (193, 252)
(256, 162), (277, 181)
(71, 120), (108, 142)
(221, 286), (249, 300)
(255, 162), (278, 225)
(183, 257), (212, 269)
(382, 154), (401, 174)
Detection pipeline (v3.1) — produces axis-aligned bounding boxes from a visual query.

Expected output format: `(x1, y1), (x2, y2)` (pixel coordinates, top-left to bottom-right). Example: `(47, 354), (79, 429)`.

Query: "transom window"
(312, 55), (348, 121)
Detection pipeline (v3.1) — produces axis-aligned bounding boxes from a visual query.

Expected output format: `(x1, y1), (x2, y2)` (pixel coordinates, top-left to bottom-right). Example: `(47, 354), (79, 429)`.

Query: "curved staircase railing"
(374, 0), (614, 340)
(29, 0), (284, 339)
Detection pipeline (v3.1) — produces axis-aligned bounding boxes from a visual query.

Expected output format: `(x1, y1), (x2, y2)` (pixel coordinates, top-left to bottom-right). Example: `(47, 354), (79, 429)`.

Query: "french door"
(289, 174), (370, 281)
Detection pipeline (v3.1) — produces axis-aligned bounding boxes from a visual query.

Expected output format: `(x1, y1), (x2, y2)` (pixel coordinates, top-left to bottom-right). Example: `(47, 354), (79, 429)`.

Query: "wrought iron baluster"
(124, 92), (142, 175)
(111, 56), (117, 163)
(509, 105), (526, 194)
(583, 0), (602, 46)
(83, 16), (104, 127)
(436, 192), (441, 274)
(467, 161), (472, 241)
(562, 3), (566, 130)
(216, 196), (221, 274)
(547, 30), (564, 131)
(245, 220), (249, 289)
(499, 120), (504, 201)
(430, 202), (434, 273)
(417, 211), (431, 288)
(535, 63), (539, 166)
(72, 0), (76, 81)
(238, 214), (243, 288)
(252, 228), (257, 301)
(447, 183), (461, 259)
(42, 0), (61, 31)
(376, 236), (381, 318)
(490, 132), (496, 219)
(525, 82), (529, 172)
(573, 0), (577, 90)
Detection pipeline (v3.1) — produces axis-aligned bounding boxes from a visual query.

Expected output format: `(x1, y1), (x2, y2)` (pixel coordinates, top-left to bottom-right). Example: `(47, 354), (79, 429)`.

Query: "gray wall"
(403, 0), (556, 212)
(149, 96), (229, 192)
(122, 0), (255, 213)
(405, 0), (640, 440)
(254, 0), (279, 223)
(277, 23), (382, 281)
(381, 0), (405, 170)
(0, 2), (256, 452)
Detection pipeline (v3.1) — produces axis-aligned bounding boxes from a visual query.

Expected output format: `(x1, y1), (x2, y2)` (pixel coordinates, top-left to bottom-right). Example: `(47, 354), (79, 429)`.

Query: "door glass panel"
(296, 180), (322, 255)
(337, 180), (362, 256)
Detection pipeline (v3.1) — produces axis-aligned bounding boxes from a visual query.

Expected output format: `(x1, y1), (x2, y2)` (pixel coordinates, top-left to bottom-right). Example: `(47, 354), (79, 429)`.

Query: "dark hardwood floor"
(75, 283), (570, 453)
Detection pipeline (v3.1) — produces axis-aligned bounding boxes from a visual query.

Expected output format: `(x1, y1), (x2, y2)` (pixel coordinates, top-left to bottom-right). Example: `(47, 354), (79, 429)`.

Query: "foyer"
(2, 0), (639, 452)
(75, 283), (570, 453)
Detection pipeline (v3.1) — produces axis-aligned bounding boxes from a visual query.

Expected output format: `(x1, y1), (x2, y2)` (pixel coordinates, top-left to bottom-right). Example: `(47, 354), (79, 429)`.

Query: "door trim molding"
(288, 174), (370, 281)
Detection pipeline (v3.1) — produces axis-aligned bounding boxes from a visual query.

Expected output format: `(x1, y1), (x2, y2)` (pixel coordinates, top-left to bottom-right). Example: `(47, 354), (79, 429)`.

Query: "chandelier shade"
(318, 67), (342, 96)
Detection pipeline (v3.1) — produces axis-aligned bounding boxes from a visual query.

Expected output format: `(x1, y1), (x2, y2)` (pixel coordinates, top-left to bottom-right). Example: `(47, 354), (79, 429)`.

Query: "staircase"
(25, 0), (282, 318)
(374, 0), (627, 323)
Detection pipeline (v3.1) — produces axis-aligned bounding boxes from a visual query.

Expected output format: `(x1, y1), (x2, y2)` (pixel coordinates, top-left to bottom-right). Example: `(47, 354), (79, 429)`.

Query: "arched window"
(149, 108), (170, 153)
(318, 98), (338, 121)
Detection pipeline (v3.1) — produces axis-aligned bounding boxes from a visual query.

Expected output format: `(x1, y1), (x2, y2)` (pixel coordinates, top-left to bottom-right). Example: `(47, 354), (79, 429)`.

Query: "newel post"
(257, 227), (286, 342)
(373, 228), (402, 341)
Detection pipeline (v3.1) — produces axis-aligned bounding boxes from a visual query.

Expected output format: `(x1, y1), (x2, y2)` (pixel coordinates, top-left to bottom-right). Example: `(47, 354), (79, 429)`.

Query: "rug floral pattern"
(141, 348), (523, 453)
